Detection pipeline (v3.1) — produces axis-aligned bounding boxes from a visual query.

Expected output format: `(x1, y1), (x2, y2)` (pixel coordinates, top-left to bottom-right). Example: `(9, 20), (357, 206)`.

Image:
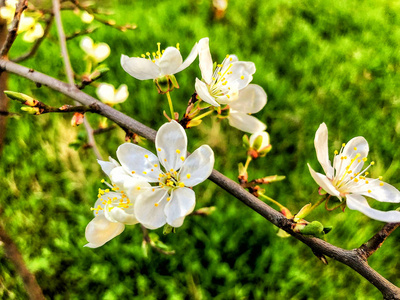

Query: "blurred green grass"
(1, 0), (400, 298)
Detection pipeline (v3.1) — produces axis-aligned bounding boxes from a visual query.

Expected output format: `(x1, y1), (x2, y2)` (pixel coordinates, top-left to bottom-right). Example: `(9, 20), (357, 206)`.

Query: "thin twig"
(0, 0), (27, 57)
(11, 14), (54, 63)
(0, 224), (45, 300)
(65, 26), (98, 40)
(358, 223), (400, 260)
(93, 125), (116, 135)
(0, 59), (399, 299)
(52, 0), (102, 160)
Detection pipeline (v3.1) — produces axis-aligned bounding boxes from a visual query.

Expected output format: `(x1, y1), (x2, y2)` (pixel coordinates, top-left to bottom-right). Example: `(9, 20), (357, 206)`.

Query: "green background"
(1, 0), (400, 298)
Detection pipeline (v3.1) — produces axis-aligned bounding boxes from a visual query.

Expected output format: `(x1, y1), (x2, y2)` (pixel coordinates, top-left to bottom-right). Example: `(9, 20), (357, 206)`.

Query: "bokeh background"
(1, 0), (400, 298)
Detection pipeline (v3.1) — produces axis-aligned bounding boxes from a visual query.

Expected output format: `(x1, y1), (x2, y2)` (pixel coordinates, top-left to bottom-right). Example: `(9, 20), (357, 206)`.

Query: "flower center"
(91, 181), (132, 214)
(140, 42), (180, 64)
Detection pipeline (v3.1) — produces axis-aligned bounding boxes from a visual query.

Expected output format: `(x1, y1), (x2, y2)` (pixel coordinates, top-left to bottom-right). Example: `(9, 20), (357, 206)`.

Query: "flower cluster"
(86, 121), (214, 247)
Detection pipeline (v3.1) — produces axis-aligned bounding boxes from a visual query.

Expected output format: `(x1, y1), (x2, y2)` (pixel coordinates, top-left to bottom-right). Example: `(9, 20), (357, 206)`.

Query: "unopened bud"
(5, 91), (38, 106)
(299, 221), (324, 237)
(163, 224), (175, 235)
(294, 203), (312, 222)
(89, 65), (110, 81)
(281, 207), (293, 218)
(71, 112), (84, 126)
(186, 119), (202, 128)
(242, 134), (250, 148)
(248, 131), (271, 158)
(21, 106), (40, 114)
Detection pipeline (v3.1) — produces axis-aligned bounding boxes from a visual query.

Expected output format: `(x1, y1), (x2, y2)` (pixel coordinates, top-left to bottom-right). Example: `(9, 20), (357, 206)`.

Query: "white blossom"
(308, 123), (400, 222)
(80, 36), (110, 64)
(120, 41), (199, 80)
(116, 121), (215, 229)
(96, 83), (129, 105)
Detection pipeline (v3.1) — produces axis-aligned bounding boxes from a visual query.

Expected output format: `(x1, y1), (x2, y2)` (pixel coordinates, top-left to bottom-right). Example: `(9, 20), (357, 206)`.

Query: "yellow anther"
(176, 43), (180, 50)
(158, 148), (161, 151)
(241, 76), (244, 80)
(362, 157), (368, 162)
(226, 54), (229, 58)
(334, 150), (338, 155)
(143, 171), (147, 175)
(146, 52), (150, 56)
(151, 169), (154, 172)
(365, 172), (369, 176)
(342, 143), (346, 147)
(101, 179), (105, 183)
(152, 188), (155, 192)
(131, 171), (135, 174)
(164, 158), (167, 162)
(154, 203), (159, 207)
(218, 72), (222, 76)
(141, 54), (145, 58)
(180, 156), (185, 161)
(347, 170), (352, 174)
(154, 164), (158, 167)
(176, 149), (181, 154)
(354, 178), (359, 182)
(229, 57), (233, 61)
(152, 52), (156, 57)
(379, 176), (383, 180)
(144, 154), (149, 158)
(170, 169), (174, 172)
(105, 189), (110, 193)
(368, 190), (372, 193)
(365, 181), (369, 184)
(358, 159), (361, 163)
(371, 161), (375, 165)
(167, 197), (171, 202)
(179, 182), (185, 188)
(380, 182), (384, 186)
(186, 174), (191, 179)
(137, 186), (141, 190)
(344, 156), (347, 159)
(227, 95), (230, 98)
(354, 147), (357, 151)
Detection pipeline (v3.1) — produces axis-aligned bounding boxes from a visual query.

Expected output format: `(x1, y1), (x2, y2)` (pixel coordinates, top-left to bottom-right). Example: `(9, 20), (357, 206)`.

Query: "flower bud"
(71, 112), (84, 127)
(294, 203), (312, 222)
(5, 91), (38, 106)
(298, 221), (324, 237)
(248, 131), (272, 159)
(88, 65), (110, 81)
(21, 106), (40, 114)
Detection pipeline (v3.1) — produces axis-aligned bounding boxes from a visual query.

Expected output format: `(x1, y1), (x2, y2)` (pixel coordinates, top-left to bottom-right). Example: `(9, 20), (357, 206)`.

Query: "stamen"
(186, 174), (191, 179)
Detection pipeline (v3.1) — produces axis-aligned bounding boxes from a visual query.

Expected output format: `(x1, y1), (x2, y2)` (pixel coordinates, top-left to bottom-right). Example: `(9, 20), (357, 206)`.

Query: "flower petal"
(114, 84), (129, 103)
(84, 215), (125, 248)
(120, 54), (160, 80)
(116, 143), (161, 182)
(155, 121), (187, 171)
(23, 23), (44, 43)
(346, 194), (400, 223)
(80, 36), (94, 55)
(350, 179), (400, 203)
(314, 123), (334, 179)
(180, 145), (214, 187)
(229, 84), (267, 113)
(175, 41), (199, 73)
(224, 61), (256, 90)
(96, 83), (115, 104)
(308, 164), (341, 199)
(135, 189), (168, 229)
(159, 47), (183, 76)
(197, 37), (213, 84)
(106, 207), (138, 225)
(94, 43), (110, 62)
(97, 156), (120, 177)
(228, 111), (266, 133)
(195, 78), (220, 107)
(164, 187), (195, 227)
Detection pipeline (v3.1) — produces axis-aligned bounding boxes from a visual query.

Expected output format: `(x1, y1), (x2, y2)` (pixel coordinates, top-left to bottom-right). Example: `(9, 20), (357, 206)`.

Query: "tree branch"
(0, 59), (399, 299)
(0, 224), (45, 300)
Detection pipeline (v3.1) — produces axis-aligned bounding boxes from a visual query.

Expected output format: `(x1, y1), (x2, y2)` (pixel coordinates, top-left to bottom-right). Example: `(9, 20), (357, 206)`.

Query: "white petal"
(158, 47), (183, 76)
(114, 84), (129, 103)
(107, 207), (138, 225)
(23, 23), (44, 43)
(175, 41), (199, 73)
(228, 111), (266, 133)
(249, 131), (270, 149)
(224, 61), (256, 90)
(164, 187), (196, 227)
(123, 176), (151, 200)
(314, 123), (334, 179)
(80, 36), (94, 55)
(155, 121), (187, 171)
(109, 166), (132, 187)
(346, 194), (400, 223)
(180, 145), (214, 187)
(229, 84), (267, 113)
(350, 179), (400, 203)
(18, 16), (35, 33)
(116, 143), (161, 182)
(134, 189), (168, 229)
(94, 43), (110, 62)
(84, 215), (125, 248)
(197, 37), (213, 84)
(308, 164), (341, 199)
(97, 157), (119, 177)
(195, 78), (220, 107)
(120, 55), (160, 80)
(96, 83), (115, 103)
